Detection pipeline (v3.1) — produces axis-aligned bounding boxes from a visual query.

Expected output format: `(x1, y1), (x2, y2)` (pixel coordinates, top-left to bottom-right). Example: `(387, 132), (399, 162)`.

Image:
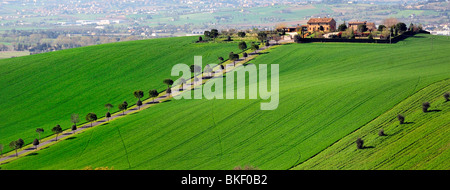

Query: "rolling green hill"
(1, 34), (449, 170)
(293, 79), (449, 170)
(0, 36), (241, 153)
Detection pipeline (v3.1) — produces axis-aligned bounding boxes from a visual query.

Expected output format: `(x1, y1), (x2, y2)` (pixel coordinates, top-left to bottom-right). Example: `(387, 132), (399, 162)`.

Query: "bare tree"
(71, 113), (80, 127)
(383, 18), (399, 28)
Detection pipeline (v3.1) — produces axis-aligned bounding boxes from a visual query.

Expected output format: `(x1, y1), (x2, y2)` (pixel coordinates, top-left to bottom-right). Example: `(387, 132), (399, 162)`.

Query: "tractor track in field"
(115, 125), (132, 169)
(77, 129), (95, 161)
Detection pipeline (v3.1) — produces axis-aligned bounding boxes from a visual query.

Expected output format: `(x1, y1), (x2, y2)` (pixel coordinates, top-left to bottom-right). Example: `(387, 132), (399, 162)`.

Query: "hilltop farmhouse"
(348, 21), (377, 32)
(306, 17), (336, 32)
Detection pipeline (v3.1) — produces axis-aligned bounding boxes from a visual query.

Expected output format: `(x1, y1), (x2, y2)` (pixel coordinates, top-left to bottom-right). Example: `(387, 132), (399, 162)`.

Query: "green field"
(1, 34), (449, 170)
(294, 79), (449, 170)
(0, 36), (241, 153)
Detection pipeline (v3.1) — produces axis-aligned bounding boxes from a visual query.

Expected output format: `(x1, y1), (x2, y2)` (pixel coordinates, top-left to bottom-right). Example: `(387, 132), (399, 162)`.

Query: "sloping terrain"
(0, 36), (241, 153)
(294, 79), (449, 170)
(1, 34), (449, 170)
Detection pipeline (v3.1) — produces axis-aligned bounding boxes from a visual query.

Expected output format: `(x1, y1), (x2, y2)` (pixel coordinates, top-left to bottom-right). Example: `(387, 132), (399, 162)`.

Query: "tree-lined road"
(0, 43), (274, 165)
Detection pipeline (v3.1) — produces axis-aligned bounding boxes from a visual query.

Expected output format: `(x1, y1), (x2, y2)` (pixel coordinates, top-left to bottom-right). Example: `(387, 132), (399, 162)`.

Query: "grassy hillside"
(1, 34), (449, 170)
(294, 79), (449, 170)
(0, 36), (241, 153)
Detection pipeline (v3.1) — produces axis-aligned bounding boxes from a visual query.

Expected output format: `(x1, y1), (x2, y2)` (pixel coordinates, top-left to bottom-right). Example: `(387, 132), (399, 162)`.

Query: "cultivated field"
(294, 79), (449, 170)
(1, 34), (449, 170)
(0, 36), (241, 153)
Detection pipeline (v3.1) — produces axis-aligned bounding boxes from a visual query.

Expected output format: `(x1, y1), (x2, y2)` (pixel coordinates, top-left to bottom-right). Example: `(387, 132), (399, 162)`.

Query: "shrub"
(397, 114), (405, 124)
(444, 92), (449, 102)
(32, 138), (39, 149)
(137, 100), (142, 109)
(233, 165), (259, 170)
(422, 102), (430, 112)
(378, 129), (386, 136)
(225, 36), (232, 41)
(356, 138), (364, 149)
(293, 35), (301, 43)
(71, 124), (77, 132)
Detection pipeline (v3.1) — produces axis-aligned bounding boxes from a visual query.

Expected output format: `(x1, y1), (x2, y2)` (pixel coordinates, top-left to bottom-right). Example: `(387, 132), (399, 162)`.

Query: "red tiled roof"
(307, 18), (335, 24)
(348, 21), (367, 25)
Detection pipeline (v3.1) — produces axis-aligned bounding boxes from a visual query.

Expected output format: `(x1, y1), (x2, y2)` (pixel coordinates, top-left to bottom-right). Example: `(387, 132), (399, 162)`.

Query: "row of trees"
(199, 29), (273, 44)
(0, 34), (268, 159)
(356, 92), (449, 149)
(1, 78), (178, 158)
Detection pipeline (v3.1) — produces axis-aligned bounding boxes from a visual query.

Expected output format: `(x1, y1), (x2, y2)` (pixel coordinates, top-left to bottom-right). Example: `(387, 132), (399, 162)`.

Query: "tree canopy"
(338, 22), (347, 31)
(52, 125), (63, 140)
(71, 113), (80, 125)
(237, 32), (246, 38)
(395, 22), (407, 33)
(257, 32), (267, 42)
(238, 41), (247, 51)
(118, 103), (127, 115)
(85, 113), (97, 127)
(163, 79), (174, 87)
(134, 90), (144, 100)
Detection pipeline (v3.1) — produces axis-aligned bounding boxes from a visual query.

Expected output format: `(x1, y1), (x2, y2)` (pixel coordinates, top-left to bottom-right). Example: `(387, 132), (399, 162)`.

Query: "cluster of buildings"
(281, 17), (377, 36)
(424, 24), (450, 36)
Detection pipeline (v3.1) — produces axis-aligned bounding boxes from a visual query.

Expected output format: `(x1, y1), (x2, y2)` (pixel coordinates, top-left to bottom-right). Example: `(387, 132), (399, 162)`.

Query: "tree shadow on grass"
(146, 101), (159, 105)
(427, 109), (441, 112)
(404, 121), (415, 124)
(26, 153), (38, 157)
(65, 137), (77, 140)
(202, 76), (213, 80)
(363, 146), (375, 149)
